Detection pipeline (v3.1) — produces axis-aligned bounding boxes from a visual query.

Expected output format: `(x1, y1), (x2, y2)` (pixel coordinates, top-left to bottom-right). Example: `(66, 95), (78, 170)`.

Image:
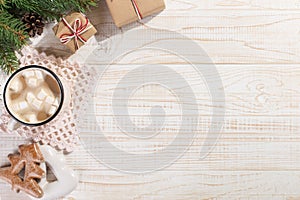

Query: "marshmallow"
(24, 113), (38, 123)
(34, 70), (44, 80)
(22, 70), (35, 78)
(53, 97), (60, 107)
(31, 98), (43, 111)
(45, 96), (55, 105)
(9, 77), (23, 93)
(12, 101), (29, 112)
(39, 95), (60, 115)
(19, 101), (29, 111)
(48, 105), (57, 116)
(26, 92), (35, 104)
(37, 88), (51, 100)
(26, 78), (39, 88)
(44, 96), (57, 112)
(8, 69), (62, 121)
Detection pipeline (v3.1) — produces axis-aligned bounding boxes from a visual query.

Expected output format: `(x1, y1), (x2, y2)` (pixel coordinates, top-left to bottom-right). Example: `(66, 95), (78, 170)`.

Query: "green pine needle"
(0, 0), (98, 74)
(0, 46), (19, 74)
(0, 11), (28, 48)
(0, 0), (7, 9)
(10, 0), (98, 21)
(0, 10), (28, 74)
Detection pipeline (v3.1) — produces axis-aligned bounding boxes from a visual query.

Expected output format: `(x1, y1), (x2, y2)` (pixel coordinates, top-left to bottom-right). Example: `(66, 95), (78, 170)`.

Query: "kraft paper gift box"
(106, 0), (166, 27)
(53, 12), (97, 53)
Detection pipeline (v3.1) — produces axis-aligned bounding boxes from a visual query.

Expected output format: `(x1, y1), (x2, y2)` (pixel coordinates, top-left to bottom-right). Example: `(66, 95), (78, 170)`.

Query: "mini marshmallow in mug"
(3, 65), (71, 130)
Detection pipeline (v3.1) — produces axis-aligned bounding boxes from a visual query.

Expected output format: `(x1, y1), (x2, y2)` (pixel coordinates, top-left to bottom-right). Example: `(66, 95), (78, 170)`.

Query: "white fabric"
(0, 47), (95, 152)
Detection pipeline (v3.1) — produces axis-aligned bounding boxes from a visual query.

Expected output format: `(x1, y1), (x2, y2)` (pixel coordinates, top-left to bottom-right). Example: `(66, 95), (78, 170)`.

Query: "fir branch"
(0, 0), (6, 6)
(10, 0), (98, 21)
(0, 11), (28, 73)
(0, 46), (19, 74)
(0, 0), (98, 74)
(0, 0), (8, 10)
(0, 11), (28, 49)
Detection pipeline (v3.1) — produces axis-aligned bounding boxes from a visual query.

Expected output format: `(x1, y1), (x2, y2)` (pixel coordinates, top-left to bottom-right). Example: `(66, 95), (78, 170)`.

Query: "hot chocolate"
(5, 68), (62, 124)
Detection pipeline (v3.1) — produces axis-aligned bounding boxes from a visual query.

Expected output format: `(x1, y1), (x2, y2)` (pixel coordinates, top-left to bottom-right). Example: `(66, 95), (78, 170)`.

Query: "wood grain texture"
(167, 0), (300, 10)
(1, 0), (300, 199)
(33, 0), (300, 64)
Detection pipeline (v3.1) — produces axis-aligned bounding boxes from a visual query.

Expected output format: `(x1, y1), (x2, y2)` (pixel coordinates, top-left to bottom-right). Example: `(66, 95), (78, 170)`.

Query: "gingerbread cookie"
(31, 145), (78, 200)
(0, 143), (45, 198)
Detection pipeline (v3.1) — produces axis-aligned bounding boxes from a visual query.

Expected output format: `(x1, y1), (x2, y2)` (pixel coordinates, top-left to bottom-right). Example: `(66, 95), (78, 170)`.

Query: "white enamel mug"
(3, 65), (70, 130)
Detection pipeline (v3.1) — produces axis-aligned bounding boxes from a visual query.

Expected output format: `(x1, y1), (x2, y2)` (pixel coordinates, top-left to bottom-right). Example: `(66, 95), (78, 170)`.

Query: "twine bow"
(60, 15), (93, 50)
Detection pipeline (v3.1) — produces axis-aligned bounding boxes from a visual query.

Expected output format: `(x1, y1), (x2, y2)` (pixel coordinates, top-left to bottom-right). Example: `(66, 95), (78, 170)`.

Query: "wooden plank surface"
(166, 0), (300, 10)
(1, 0), (300, 199)
(34, 0), (300, 64)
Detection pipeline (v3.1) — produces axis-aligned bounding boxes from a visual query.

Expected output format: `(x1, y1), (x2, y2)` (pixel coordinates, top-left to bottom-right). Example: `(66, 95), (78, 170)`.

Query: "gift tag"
(30, 145), (78, 200)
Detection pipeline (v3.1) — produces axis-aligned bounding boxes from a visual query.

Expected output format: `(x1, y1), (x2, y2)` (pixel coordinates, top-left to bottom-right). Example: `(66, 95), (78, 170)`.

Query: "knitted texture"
(0, 47), (95, 152)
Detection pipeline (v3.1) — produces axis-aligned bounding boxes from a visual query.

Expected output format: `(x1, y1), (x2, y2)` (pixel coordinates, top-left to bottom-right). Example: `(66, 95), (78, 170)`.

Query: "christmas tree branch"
(0, 0), (98, 74)
(0, 11), (28, 73)
(0, 45), (19, 74)
(0, 11), (28, 48)
(0, 0), (6, 7)
(10, 0), (98, 21)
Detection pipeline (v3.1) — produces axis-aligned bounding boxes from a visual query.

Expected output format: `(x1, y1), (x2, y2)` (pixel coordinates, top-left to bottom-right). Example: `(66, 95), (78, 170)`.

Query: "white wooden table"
(1, 0), (300, 199)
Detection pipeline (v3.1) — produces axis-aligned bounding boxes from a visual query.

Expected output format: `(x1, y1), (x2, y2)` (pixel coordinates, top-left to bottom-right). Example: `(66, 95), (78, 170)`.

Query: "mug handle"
(7, 118), (21, 131)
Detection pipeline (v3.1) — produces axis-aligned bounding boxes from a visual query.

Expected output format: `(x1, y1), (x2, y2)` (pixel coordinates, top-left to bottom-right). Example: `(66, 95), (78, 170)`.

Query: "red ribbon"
(131, 0), (143, 20)
(59, 15), (92, 50)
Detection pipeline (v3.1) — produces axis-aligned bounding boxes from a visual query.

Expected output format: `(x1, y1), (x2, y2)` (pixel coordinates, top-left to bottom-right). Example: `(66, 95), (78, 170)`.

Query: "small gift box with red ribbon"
(53, 12), (97, 52)
(106, 0), (165, 27)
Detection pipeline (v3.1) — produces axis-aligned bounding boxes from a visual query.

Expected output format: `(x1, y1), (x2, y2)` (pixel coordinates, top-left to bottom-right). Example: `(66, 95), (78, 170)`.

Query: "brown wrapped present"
(106, 0), (165, 27)
(53, 12), (97, 52)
